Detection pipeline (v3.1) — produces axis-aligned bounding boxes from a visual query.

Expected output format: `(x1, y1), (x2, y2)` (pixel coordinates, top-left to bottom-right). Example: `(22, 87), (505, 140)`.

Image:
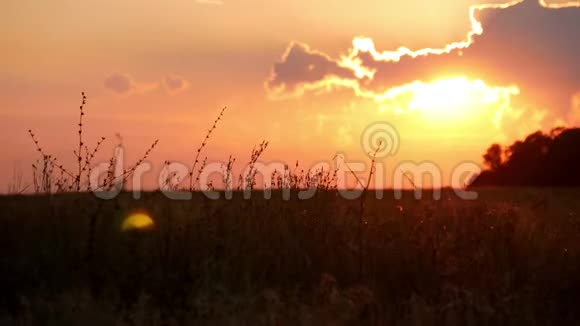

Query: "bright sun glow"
(410, 78), (473, 112)
(403, 77), (519, 122)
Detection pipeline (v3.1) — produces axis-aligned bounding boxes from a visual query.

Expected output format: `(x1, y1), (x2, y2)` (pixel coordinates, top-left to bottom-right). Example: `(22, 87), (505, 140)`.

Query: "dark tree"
(470, 127), (580, 187)
(483, 144), (503, 171)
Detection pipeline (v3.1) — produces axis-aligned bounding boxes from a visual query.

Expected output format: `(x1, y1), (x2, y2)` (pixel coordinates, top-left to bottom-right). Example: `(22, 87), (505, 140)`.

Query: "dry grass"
(1, 189), (580, 325)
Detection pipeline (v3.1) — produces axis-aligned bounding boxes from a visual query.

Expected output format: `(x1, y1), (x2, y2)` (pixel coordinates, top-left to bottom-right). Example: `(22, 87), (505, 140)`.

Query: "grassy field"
(1, 188), (580, 325)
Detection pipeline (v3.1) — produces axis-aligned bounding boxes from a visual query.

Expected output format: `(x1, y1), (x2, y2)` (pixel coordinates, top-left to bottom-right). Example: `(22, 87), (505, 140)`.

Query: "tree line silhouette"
(471, 127), (580, 187)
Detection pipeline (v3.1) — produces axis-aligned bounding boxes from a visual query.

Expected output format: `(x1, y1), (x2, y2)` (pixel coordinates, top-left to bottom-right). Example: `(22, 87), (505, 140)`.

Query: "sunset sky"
(1, 0), (579, 190)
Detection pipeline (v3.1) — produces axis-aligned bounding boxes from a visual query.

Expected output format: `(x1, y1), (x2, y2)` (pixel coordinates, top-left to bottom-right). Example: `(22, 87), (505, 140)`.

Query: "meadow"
(2, 189), (580, 325)
(2, 95), (580, 325)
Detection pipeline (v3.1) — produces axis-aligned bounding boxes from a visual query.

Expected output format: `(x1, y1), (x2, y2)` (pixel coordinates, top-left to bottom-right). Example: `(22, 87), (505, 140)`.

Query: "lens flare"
(121, 212), (154, 231)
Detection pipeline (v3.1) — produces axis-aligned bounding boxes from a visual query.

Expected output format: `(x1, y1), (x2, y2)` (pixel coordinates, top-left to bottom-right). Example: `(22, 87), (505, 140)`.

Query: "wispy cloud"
(104, 73), (191, 96)
(103, 73), (158, 96)
(163, 75), (191, 95)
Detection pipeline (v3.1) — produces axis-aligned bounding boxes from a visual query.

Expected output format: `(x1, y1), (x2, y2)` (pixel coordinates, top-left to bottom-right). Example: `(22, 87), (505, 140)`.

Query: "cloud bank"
(266, 0), (580, 124)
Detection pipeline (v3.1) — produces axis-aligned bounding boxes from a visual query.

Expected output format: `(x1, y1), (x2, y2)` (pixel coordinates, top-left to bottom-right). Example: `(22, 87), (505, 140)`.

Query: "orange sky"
(1, 0), (579, 190)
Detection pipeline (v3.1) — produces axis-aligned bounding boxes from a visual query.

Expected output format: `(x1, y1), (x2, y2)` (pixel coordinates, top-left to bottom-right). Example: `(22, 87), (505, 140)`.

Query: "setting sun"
(406, 77), (519, 122)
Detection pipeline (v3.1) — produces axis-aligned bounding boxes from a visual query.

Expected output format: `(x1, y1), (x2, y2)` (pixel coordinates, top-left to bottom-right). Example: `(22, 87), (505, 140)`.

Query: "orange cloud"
(104, 73), (158, 96)
(104, 73), (192, 96)
(266, 0), (580, 126)
(104, 73), (135, 95)
(163, 75), (191, 95)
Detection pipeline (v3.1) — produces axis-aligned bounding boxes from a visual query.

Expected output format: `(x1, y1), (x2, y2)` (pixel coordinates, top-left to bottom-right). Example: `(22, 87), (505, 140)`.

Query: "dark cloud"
(266, 42), (357, 96)
(362, 0), (580, 111)
(267, 0), (580, 115)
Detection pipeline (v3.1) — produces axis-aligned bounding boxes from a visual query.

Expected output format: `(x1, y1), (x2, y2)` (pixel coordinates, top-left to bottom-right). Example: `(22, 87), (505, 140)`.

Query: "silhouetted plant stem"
(358, 140), (382, 281)
(75, 92), (87, 191)
(189, 106), (227, 192)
